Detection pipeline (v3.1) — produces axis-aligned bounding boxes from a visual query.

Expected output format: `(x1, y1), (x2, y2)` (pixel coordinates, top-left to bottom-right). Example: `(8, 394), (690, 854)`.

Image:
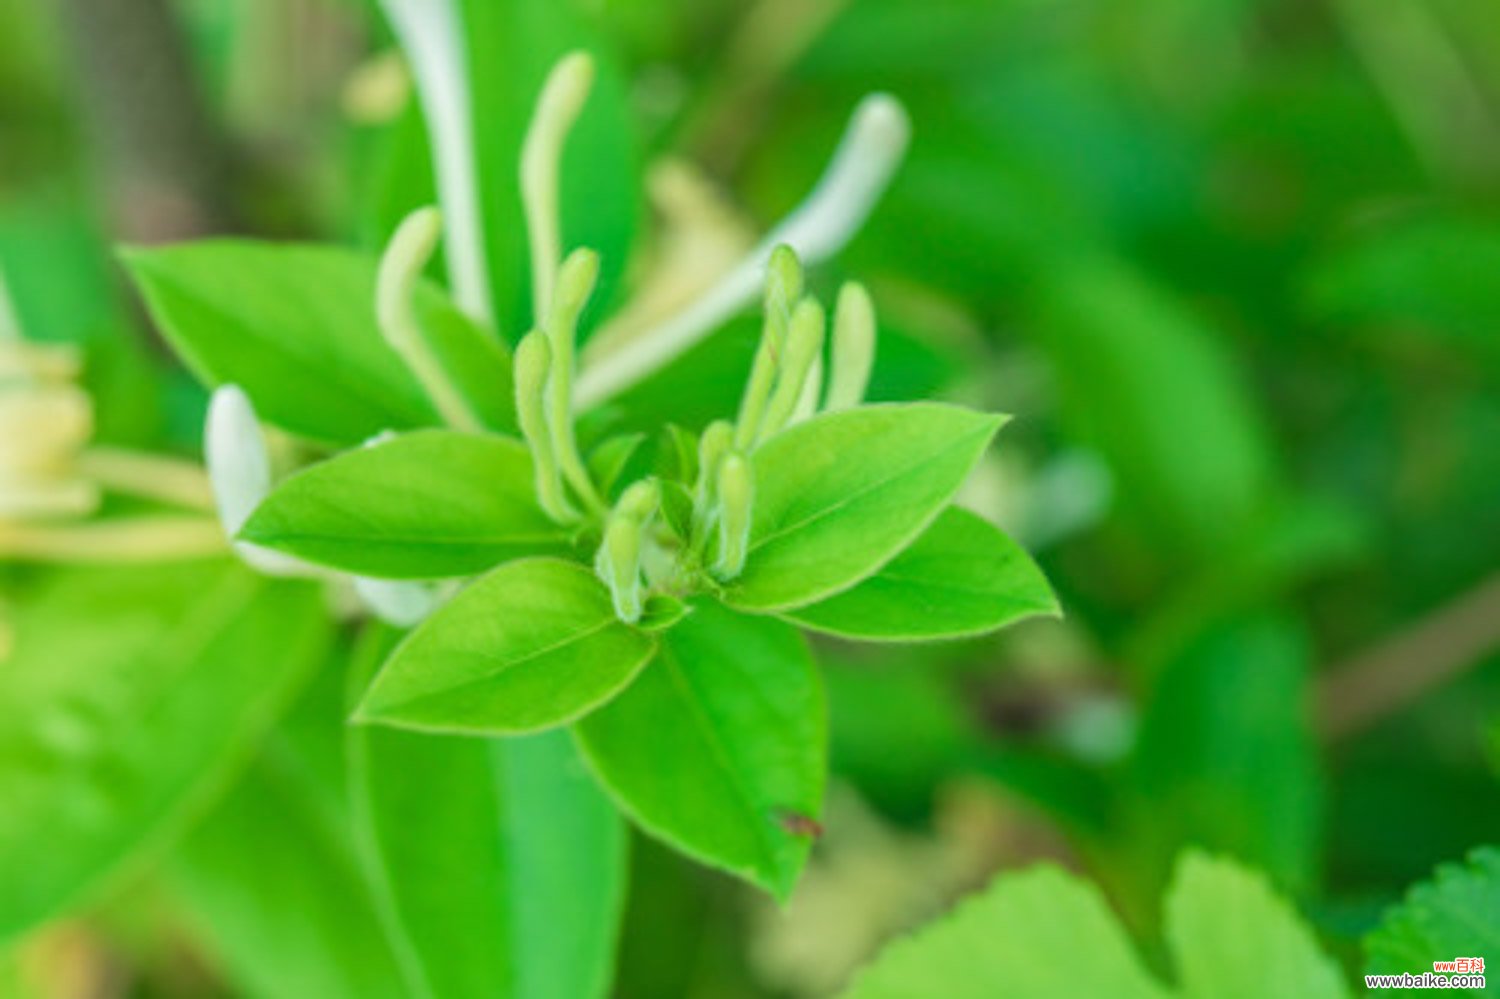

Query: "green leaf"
(587, 432), (647, 499)
(638, 593), (690, 632)
(843, 851), (1352, 998)
(0, 565), (329, 942)
(353, 626), (626, 999)
(1305, 215), (1500, 372)
(1129, 614), (1323, 897)
(124, 241), (514, 444)
(1029, 255), (1277, 556)
(1166, 851), (1349, 999)
(357, 558), (656, 735)
(1365, 848), (1500, 992)
(784, 506), (1057, 640)
(241, 430), (566, 579)
(842, 864), (1168, 999)
(657, 481), (696, 543)
(575, 600), (825, 899)
(168, 662), (414, 999)
(725, 403), (1003, 613)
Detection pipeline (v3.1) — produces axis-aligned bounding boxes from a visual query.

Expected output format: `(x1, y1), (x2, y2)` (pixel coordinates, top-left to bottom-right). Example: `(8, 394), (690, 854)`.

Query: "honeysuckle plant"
(122, 3), (1054, 945)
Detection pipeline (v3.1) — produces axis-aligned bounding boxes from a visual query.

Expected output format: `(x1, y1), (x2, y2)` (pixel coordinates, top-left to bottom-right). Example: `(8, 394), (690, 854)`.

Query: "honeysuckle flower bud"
(734, 246), (804, 449)
(791, 352), (823, 425)
(763, 244), (805, 333)
(205, 385), (311, 577)
(205, 386), (438, 625)
(378, 0), (491, 321)
(513, 332), (575, 523)
(713, 453), (753, 579)
(0, 312), (221, 561)
(616, 479), (660, 524)
(377, 207), (482, 432)
(0, 381), (97, 519)
(824, 282), (876, 412)
(758, 299), (826, 442)
(695, 420), (734, 502)
(596, 514), (645, 624)
(573, 94), (910, 408)
(545, 249), (605, 513)
(522, 51), (595, 314)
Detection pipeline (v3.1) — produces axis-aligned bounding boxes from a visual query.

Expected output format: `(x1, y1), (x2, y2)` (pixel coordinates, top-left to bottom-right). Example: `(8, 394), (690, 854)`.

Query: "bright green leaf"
(1129, 614), (1323, 898)
(353, 626), (627, 999)
(1030, 255), (1277, 555)
(241, 430), (566, 579)
(726, 403), (1003, 613)
(1365, 848), (1500, 993)
(1166, 851), (1349, 999)
(124, 241), (513, 443)
(587, 432), (647, 499)
(357, 558), (656, 735)
(168, 662), (414, 999)
(575, 600), (825, 899)
(0, 565), (329, 942)
(784, 506), (1057, 640)
(842, 864), (1167, 999)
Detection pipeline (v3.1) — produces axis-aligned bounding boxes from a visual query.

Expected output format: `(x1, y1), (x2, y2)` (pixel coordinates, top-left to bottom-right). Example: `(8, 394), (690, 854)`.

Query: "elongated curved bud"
(573, 94), (910, 408)
(713, 453), (753, 579)
(376, 206), (441, 339)
(758, 299), (825, 442)
(825, 282), (876, 411)
(379, 0), (491, 321)
(791, 351), (823, 425)
(616, 478), (660, 524)
(376, 207), (481, 431)
(734, 246), (804, 449)
(763, 244), (804, 332)
(695, 420), (734, 500)
(596, 514), (645, 623)
(513, 332), (574, 522)
(204, 385), (315, 577)
(545, 248), (604, 513)
(522, 52), (595, 313)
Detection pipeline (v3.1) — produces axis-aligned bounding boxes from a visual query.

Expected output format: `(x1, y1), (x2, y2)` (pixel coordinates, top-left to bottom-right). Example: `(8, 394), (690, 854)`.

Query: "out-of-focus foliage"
(1, 0), (1497, 995)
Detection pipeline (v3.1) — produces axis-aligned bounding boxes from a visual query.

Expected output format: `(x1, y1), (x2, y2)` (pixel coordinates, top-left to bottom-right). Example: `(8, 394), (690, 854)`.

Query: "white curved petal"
(380, 0), (492, 322)
(205, 385), (271, 537)
(574, 94), (910, 409)
(204, 384), (318, 578)
(354, 576), (442, 627)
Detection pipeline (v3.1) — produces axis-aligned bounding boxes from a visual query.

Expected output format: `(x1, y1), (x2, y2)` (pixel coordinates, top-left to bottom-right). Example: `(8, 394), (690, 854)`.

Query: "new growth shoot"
(360, 49), (892, 625)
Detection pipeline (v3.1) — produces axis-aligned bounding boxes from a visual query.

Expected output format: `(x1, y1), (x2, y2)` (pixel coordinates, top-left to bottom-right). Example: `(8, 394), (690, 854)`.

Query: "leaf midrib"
(750, 423), (990, 554)
(658, 647), (783, 880)
(146, 261), (419, 426)
(376, 616), (618, 712)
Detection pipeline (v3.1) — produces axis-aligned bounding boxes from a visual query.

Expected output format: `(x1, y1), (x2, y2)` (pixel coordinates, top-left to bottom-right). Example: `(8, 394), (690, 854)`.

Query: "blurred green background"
(2, 0), (1497, 995)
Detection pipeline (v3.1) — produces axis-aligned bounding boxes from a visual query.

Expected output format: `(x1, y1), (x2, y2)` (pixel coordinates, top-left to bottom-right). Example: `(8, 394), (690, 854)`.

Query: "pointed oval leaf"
(357, 559), (655, 735)
(725, 403), (1004, 612)
(784, 506), (1057, 641)
(125, 241), (514, 444)
(575, 600), (825, 899)
(353, 630), (627, 999)
(241, 430), (567, 579)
